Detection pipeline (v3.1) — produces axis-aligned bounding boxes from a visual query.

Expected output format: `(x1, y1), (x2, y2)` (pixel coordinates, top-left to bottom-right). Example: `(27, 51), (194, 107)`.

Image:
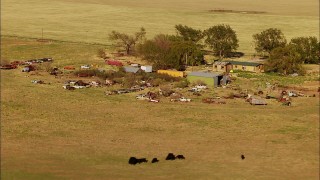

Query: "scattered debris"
(178, 97), (191, 102)
(22, 65), (35, 72)
(246, 95), (267, 105)
(80, 65), (91, 69)
(195, 85), (207, 89)
(0, 64), (17, 70)
(89, 81), (101, 87)
(31, 80), (45, 84)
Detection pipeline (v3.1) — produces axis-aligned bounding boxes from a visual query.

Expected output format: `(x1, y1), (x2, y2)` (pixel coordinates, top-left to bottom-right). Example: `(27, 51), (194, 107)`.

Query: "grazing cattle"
(176, 155), (185, 159)
(151, 158), (159, 163)
(241, 155), (245, 160)
(136, 158), (148, 163)
(166, 153), (176, 160)
(128, 157), (138, 165)
(129, 157), (148, 165)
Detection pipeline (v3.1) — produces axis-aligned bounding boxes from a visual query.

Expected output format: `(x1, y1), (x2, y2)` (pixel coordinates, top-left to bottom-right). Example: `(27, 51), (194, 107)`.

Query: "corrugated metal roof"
(229, 61), (262, 66)
(124, 66), (140, 73)
(213, 61), (231, 65)
(188, 71), (222, 78)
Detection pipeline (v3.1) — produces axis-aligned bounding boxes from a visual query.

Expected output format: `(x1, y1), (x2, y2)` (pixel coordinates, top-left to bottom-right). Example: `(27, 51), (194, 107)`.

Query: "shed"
(141, 65), (152, 73)
(123, 66), (140, 73)
(187, 71), (223, 87)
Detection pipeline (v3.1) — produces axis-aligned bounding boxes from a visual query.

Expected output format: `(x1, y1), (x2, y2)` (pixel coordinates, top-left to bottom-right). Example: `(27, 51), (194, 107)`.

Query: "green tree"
(253, 28), (287, 55)
(266, 45), (305, 75)
(108, 27), (146, 55)
(289, 36), (319, 64)
(175, 24), (203, 43)
(204, 24), (239, 59)
(137, 34), (204, 70)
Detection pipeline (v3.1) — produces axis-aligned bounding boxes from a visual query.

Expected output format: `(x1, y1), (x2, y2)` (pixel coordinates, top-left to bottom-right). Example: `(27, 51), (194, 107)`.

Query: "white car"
(149, 99), (160, 103)
(136, 94), (150, 100)
(179, 97), (191, 102)
(81, 65), (90, 69)
(195, 85), (207, 89)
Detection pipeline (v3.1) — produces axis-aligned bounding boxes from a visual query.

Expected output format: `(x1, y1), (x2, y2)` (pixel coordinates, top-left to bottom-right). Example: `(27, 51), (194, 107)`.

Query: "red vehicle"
(0, 64), (17, 69)
(10, 61), (23, 66)
(106, 59), (123, 66)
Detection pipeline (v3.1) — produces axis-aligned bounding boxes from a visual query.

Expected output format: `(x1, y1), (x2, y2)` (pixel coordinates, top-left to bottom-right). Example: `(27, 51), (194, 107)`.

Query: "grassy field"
(1, 0), (319, 54)
(1, 37), (319, 179)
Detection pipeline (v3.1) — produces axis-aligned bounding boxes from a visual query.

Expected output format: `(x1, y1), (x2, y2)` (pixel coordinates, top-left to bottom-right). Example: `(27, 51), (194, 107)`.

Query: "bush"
(122, 75), (138, 88)
(175, 79), (190, 88)
(192, 80), (207, 86)
(97, 48), (107, 59)
(40, 62), (53, 72)
(151, 78), (165, 86)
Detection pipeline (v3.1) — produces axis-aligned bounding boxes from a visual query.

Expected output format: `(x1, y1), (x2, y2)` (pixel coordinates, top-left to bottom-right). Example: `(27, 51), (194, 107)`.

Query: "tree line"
(108, 25), (319, 75)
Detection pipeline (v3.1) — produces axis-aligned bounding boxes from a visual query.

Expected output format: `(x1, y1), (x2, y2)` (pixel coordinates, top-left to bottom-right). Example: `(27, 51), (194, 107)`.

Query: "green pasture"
(1, 0), (319, 54)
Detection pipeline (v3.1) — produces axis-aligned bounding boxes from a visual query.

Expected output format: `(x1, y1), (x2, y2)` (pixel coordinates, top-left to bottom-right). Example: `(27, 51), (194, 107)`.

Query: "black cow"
(151, 158), (159, 163)
(176, 155), (185, 159)
(166, 153), (175, 160)
(241, 155), (245, 160)
(128, 157), (138, 165)
(136, 158), (148, 163)
(128, 157), (148, 165)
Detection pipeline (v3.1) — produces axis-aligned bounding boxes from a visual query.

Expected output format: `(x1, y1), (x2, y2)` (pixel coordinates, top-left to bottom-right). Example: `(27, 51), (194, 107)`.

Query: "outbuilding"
(157, 70), (185, 77)
(229, 61), (264, 73)
(141, 65), (152, 73)
(187, 71), (223, 87)
(123, 66), (140, 73)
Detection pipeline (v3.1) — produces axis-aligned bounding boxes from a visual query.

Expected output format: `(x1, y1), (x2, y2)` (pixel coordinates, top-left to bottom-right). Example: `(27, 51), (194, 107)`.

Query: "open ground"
(1, 0), (319, 54)
(1, 36), (319, 179)
(1, 0), (320, 179)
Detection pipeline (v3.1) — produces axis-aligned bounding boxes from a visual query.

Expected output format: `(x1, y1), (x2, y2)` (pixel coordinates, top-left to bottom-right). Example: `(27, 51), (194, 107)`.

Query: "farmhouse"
(157, 70), (185, 77)
(212, 61), (264, 73)
(229, 61), (264, 73)
(212, 61), (232, 73)
(187, 71), (223, 87)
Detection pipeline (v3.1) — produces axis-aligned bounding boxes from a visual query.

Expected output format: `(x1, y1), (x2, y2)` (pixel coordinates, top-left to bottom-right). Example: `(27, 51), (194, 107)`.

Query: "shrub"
(151, 78), (165, 86)
(97, 48), (107, 59)
(175, 79), (190, 88)
(192, 80), (207, 86)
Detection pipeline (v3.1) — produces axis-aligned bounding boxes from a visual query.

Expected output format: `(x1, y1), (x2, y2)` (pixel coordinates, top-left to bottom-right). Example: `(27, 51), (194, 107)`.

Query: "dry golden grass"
(1, 0), (319, 54)
(1, 37), (319, 179)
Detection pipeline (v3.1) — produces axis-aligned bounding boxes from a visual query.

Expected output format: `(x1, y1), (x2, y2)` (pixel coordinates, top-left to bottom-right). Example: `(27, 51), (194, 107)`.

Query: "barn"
(187, 71), (223, 87)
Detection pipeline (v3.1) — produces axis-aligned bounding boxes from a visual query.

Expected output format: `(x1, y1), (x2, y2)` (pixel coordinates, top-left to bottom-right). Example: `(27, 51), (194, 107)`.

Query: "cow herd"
(128, 153), (185, 165)
(128, 153), (245, 165)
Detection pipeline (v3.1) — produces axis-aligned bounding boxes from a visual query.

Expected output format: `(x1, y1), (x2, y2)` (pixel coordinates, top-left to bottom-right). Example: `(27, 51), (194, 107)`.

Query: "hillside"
(1, 0), (319, 54)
